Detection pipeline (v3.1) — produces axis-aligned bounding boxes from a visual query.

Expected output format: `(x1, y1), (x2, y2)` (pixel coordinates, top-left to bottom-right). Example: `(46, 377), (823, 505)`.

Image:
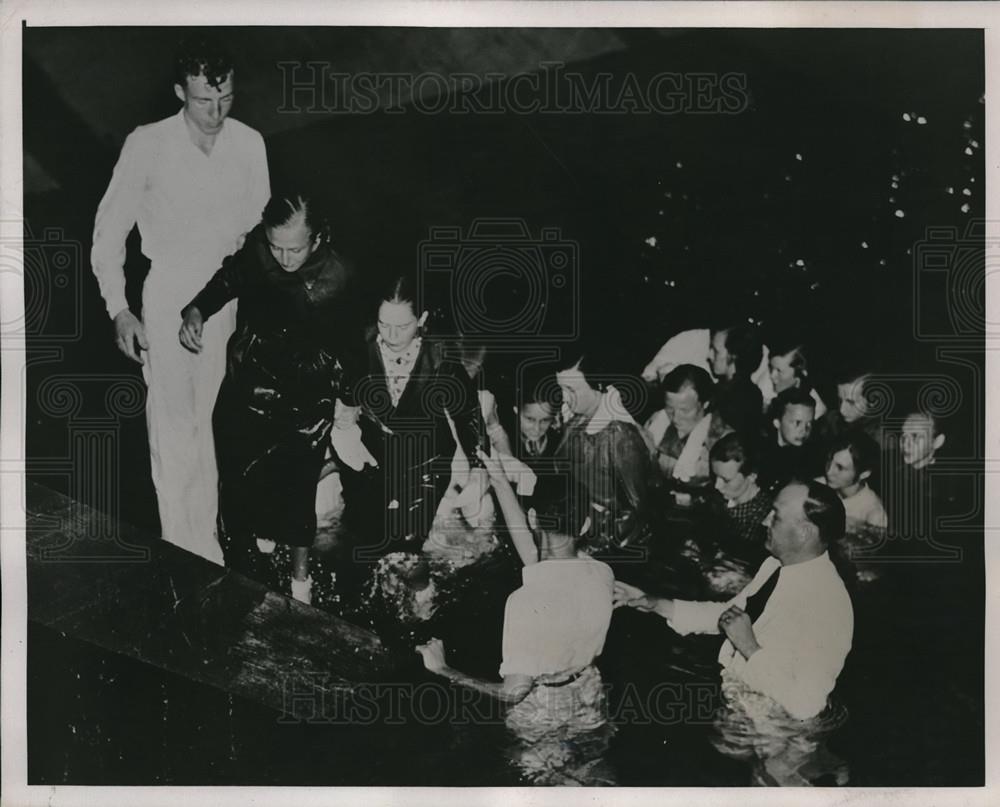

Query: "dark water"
(27, 517), (984, 786)
(23, 28), (984, 785)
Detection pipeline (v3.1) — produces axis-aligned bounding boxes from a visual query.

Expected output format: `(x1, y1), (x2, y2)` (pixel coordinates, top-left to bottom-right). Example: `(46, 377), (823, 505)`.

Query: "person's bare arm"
(416, 639), (533, 704)
(477, 449), (537, 566)
(612, 580), (675, 619)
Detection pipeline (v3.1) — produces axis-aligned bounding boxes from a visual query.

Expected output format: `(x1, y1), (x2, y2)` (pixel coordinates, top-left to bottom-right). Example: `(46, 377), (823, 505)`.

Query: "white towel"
(673, 413), (713, 482)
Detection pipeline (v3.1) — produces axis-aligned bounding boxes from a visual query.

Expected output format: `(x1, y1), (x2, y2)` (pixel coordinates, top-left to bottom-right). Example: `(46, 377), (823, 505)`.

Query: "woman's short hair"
(262, 191), (331, 244)
(554, 344), (613, 392)
(827, 430), (880, 477)
(721, 324), (764, 377)
(768, 337), (810, 380)
(378, 274), (419, 308)
(660, 363), (714, 404)
(709, 431), (758, 476)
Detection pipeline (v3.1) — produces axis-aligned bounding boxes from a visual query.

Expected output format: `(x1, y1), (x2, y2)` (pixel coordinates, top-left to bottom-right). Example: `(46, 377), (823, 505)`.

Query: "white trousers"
(141, 269), (235, 564)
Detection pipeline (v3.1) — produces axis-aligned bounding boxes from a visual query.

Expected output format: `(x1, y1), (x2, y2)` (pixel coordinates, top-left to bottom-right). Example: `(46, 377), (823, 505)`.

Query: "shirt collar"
(174, 107), (230, 150)
(584, 385), (638, 435)
(522, 557), (593, 584)
(378, 335), (422, 365)
(777, 550), (831, 577)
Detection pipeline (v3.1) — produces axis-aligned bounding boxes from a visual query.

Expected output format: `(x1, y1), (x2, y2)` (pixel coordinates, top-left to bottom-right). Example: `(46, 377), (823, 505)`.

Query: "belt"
(539, 669), (586, 688)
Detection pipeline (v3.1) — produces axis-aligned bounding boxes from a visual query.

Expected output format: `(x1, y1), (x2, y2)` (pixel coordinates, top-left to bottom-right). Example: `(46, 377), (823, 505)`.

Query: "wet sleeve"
(183, 238), (255, 321)
(610, 423), (650, 511)
(667, 558), (778, 635)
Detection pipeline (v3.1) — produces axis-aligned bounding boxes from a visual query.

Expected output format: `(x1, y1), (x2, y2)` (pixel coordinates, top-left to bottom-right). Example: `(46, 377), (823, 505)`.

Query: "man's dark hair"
(767, 336), (811, 380)
(660, 363), (714, 404)
(801, 480), (846, 547)
(516, 367), (561, 411)
(532, 492), (590, 541)
(722, 324), (764, 378)
(709, 431), (758, 476)
(174, 34), (234, 89)
(769, 386), (817, 421)
(262, 191), (331, 244)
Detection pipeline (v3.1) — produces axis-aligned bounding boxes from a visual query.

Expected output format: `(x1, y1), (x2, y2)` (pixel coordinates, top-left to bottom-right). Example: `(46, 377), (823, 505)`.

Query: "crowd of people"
(89, 35), (963, 787)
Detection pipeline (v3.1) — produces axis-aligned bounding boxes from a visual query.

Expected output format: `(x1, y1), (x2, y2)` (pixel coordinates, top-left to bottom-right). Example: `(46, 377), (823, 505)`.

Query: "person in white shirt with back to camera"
(417, 449), (616, 784)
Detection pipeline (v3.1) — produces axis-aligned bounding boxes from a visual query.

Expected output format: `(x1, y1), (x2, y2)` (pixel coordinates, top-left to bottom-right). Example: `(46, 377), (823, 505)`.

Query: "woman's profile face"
(378, 299), (425, 353)
(555, 368), (600, 416)
(825, 448), (859, 491)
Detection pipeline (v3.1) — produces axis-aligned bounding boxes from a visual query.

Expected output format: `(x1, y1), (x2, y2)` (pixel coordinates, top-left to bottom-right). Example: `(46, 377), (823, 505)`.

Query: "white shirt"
(669, 552), (853, 719)
(499, 557), (614, 677)
(91, 109), (270, 318)
(841, 485), (888, 529)
(378, 336), (422, 407)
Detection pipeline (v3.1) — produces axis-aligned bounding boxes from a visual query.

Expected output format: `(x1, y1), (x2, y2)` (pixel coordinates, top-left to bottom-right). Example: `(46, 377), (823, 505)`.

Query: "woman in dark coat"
(346, 276), (488, 557)
(179, 192), (366, 603)
(553, 350), (654, 554)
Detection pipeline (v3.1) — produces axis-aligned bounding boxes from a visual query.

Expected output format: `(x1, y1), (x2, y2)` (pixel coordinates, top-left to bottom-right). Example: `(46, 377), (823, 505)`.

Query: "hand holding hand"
(718, 606), (761, 659)
(613, 580), (649, 609)
(115, 310), (149, 364)
(178, 307), (204, 354)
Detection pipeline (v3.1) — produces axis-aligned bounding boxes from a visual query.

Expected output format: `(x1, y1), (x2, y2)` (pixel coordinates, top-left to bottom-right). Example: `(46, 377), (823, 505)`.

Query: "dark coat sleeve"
(182, 229), (261, 321)
(606, 421), (650, 512)
(441, 359), (487, 468)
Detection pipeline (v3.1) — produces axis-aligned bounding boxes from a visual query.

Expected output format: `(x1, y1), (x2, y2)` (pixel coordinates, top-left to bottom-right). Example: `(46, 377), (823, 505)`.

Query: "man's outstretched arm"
(417, 638), (533, 704)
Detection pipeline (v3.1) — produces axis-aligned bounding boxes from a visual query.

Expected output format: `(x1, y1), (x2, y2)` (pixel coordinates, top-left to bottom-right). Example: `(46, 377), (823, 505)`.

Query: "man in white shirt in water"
(90, 35), (270, 563)
(615, 480), (854, 785)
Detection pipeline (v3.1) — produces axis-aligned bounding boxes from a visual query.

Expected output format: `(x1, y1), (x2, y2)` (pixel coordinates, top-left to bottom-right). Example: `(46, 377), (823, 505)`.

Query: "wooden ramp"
(25, 481), (400, 719)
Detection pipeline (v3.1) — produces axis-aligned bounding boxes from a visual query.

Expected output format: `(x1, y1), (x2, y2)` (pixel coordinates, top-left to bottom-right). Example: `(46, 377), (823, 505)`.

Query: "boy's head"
(514, 369), (560, 443)
(771, 387), (816, 447)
